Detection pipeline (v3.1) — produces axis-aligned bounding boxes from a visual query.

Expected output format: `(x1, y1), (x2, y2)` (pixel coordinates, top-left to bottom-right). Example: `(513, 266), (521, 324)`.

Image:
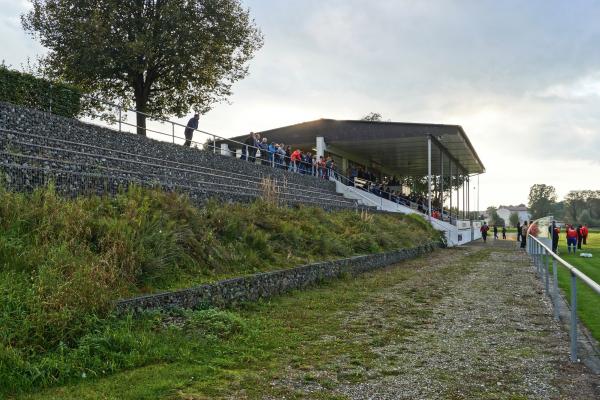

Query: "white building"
(497, 205), (531, 226)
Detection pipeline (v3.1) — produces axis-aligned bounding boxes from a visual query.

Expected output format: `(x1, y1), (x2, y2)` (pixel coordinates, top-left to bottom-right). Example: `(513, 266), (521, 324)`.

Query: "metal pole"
(440, 152), (444, 215)
(213, 135), (217, 154)
(427, 135), (432, 220)
(118, 106), (122, 133)
(449, 161), (453, 221)
(545, 249), (550, 294)
(570, 272), (578, 362)
(171, 122), (175, 144)
(553, 258), (560, 321)
(477, 174), (480, 218)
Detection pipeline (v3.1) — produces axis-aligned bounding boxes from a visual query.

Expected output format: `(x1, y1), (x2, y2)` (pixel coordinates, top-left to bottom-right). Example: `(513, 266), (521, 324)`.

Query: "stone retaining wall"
(116, 242), (439, 312)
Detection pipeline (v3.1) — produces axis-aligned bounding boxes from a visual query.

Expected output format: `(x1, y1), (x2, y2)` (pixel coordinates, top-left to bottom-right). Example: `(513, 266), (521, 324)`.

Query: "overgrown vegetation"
(0, 65), (81, 117)
(0, 185), (439, 395)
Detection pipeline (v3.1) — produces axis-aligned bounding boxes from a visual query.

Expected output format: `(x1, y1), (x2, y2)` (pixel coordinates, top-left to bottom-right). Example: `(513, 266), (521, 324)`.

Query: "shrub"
(0, 65), (81, 118)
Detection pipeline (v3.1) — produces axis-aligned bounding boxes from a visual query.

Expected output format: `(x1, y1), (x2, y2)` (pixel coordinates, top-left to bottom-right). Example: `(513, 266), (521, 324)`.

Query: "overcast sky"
(2, 0), (600, 209)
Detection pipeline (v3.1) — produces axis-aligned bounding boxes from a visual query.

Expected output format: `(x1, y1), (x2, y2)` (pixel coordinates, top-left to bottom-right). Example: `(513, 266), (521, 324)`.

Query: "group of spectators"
(549, 222), (589, 254)
(233, 131), (446, 219)
(239, 132), (336, 179)
(348, 167), (444, 217)
(507, 220), (591, 254)
(479, 223), (507, 242)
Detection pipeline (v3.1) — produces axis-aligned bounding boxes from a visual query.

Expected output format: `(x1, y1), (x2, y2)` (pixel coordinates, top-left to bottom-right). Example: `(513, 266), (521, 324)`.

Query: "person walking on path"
(480, 222), (489, 243)
(183, 113), (199, 147)
(520, 221), (528, 248)
(566, 224), (578, 254)
(493, 225), (498, 239)
(502, 226), (507, 239)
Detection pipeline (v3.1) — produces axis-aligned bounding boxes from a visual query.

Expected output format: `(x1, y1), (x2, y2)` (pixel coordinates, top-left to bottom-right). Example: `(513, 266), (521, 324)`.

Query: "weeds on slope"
(0, 184), (440, 395)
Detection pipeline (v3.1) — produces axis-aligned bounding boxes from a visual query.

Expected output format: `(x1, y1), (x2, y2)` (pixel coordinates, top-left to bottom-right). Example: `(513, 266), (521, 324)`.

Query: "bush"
(0, 65), (81, 118)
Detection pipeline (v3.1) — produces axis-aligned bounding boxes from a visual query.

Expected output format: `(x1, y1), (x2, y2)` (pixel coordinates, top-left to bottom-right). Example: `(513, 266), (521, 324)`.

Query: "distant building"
(497, 205), (531, 226)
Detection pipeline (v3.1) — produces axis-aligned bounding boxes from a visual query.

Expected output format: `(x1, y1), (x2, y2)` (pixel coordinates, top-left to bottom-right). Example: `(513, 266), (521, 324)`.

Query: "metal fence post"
(213, 135), (217, 154)
(544, 249), (550, 294)
(171, 122), (175, 144)
(553, 258), (560, 321)
(118, 106), (122, 133)
(570, 272), (578, 362)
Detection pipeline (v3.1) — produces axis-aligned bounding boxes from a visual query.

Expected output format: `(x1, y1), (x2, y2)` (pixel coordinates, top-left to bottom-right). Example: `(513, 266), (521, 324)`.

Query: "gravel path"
(271, 239), (600, 399)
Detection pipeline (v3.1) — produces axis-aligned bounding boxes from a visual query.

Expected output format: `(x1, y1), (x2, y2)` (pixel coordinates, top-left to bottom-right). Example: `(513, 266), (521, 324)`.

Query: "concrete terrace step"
(0, 102), (359, 209)
(0, 136), (354, 207)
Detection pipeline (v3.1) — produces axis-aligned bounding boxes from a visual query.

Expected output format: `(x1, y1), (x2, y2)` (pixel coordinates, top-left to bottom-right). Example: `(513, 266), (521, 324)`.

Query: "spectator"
(551, 221), (560, 253)
(260, 138), (269, 166)
(566, 224), (578, 254)
(285, 145), (292, 170)
(493, 225), (498, 239)
(290, 148), (302, 173)
(516, 222), (521, 242)
(480, 222), (489, 243)
(184, 113), (199, 147)
(325, 156), (333, 179)
(576, 224), (583, 250)
(276, 144), (286, 168)
(520, 221), (528, 248)
(582, 224), (589, 245)
(251, 133), (262, 163)
(502, 226), (506, 239)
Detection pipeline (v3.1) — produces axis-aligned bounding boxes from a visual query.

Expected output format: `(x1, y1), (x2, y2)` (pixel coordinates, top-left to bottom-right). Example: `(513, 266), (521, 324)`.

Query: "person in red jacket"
(581, 224), (589, 245)
(290, 149), (302, 173)
(480, 222), (490, 243)
(566, 224), (578, 254)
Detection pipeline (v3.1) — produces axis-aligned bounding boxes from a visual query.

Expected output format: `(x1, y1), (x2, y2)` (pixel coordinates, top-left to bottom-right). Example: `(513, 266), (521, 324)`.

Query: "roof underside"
(237, 119), (485, 176)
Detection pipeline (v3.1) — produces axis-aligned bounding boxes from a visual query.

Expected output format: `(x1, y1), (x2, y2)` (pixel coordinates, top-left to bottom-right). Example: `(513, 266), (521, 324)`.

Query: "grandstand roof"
(237, 119), (485, 176)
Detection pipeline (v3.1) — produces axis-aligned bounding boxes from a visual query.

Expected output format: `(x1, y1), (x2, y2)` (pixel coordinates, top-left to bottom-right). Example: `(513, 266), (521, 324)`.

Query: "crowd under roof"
(230, 119), (485, 177)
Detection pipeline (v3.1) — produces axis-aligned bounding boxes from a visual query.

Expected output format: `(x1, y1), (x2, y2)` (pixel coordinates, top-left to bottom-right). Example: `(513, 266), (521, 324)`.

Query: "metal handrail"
(526, 233), (600, 362)
(329, 173), (381, 208)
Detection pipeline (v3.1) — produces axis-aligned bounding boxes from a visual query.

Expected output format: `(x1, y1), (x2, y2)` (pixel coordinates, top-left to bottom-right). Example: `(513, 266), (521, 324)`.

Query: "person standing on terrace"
(183, 113), (199, 147)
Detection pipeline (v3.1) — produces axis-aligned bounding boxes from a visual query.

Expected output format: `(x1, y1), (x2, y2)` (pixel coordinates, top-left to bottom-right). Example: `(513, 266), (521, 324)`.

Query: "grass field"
(554, 232), (600, 343)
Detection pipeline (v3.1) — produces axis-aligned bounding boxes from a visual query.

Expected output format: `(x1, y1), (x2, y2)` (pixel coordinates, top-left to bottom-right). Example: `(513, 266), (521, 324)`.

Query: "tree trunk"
(135, 108), (147, 136)
(134, 76), (148, 136)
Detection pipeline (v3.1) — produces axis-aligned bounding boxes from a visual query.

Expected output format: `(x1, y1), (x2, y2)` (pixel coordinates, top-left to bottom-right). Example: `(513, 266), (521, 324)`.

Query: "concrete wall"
(116, 242), (439, 312)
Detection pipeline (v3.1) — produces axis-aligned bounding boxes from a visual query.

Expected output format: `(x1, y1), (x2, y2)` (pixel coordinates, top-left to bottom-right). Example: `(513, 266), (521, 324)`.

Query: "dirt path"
(269, 239), (600, 399)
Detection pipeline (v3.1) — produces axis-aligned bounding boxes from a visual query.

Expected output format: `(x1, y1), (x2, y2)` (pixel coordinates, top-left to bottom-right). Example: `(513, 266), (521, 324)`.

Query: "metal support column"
(440, 152), (444, 214)
(427, 135), (432, 220)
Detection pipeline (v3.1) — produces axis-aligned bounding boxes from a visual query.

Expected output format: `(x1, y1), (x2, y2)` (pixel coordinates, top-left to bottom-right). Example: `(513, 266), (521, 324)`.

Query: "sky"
(2, 0), (600, 209)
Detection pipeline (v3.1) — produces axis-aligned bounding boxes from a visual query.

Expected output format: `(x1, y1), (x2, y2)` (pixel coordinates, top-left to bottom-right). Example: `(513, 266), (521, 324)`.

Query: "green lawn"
(553, 232), (600, 343)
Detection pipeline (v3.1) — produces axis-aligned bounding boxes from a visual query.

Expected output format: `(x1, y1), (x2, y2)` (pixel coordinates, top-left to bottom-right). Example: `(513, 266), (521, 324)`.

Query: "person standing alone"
(493, 225), (498, 239)
(566, 224), (578, 254)
(184, 113), (199, 147)
(520, 221), (528, 249)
